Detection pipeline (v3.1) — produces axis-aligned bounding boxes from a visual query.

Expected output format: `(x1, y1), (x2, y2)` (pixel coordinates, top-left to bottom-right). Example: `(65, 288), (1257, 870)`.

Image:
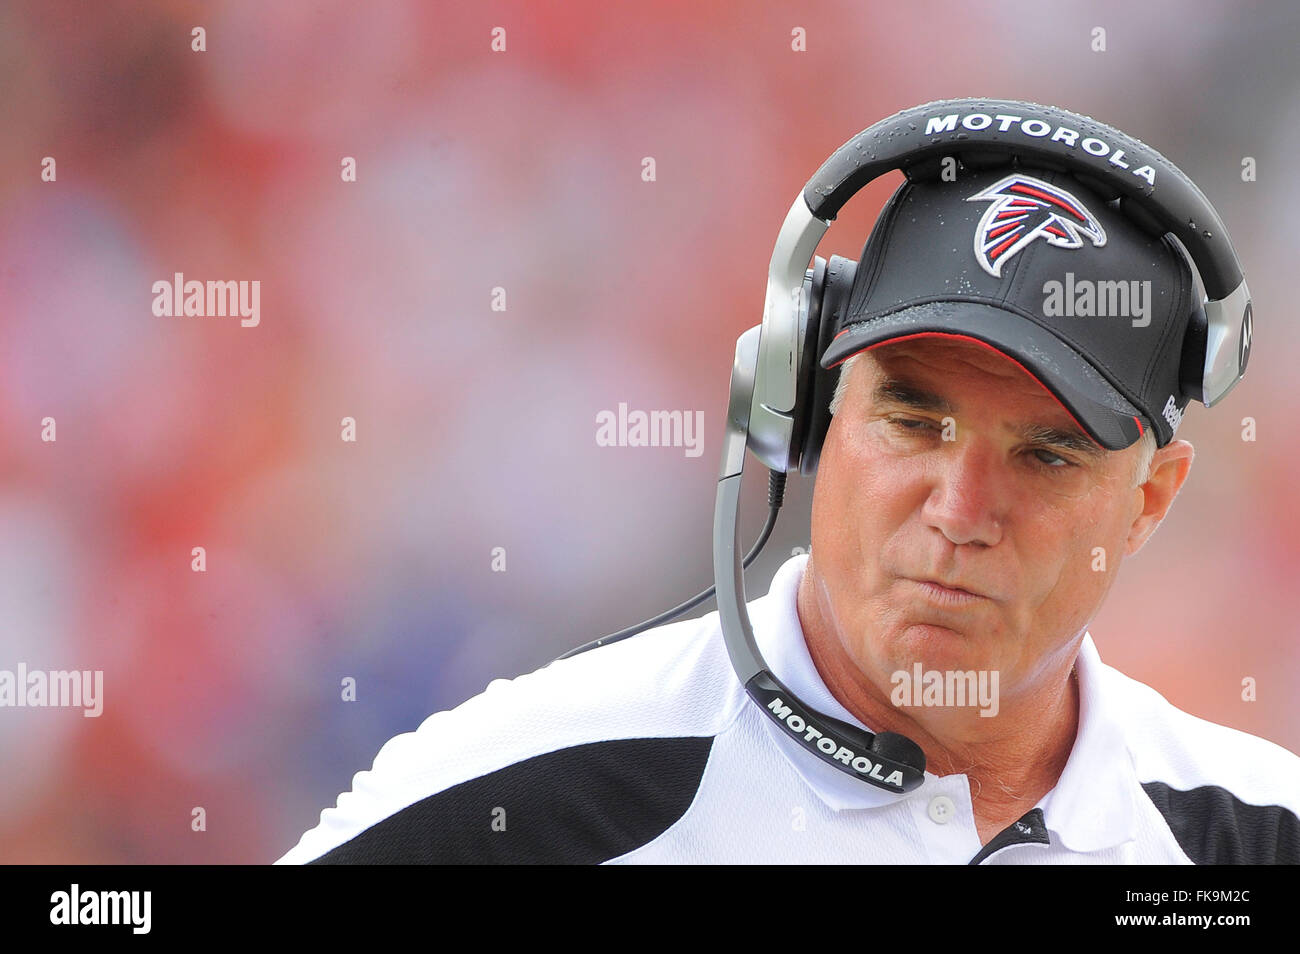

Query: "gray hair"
(828, 352), (1157, 488)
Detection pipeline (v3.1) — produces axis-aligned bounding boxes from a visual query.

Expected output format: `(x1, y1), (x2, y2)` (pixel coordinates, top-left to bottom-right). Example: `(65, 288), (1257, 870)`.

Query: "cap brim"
(820, 301), (1148, 450)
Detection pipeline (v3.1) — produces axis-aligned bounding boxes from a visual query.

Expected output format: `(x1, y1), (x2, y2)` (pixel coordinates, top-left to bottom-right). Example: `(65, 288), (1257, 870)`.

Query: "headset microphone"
(713, 325), (928, 792)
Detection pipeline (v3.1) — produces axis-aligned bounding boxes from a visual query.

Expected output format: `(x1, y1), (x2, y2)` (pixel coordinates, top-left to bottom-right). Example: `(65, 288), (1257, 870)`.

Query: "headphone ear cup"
(1179, 301), (1209, 403)
(786, 255), (826, 473)
(798, 255), (858, 476)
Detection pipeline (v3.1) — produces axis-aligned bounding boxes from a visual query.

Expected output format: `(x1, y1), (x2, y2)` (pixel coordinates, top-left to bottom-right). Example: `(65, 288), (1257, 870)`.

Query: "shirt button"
(927, 795), (956, 825)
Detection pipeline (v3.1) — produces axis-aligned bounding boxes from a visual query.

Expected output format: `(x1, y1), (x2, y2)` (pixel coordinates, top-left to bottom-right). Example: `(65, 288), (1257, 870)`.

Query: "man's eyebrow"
(1014, 423), (1105, 459)
(871, 376), (1105, 459)
(872, 378), (955, 415)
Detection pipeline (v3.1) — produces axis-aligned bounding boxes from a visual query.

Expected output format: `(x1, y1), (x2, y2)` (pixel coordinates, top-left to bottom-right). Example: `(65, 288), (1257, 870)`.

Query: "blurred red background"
(0, 0), (1295, 862)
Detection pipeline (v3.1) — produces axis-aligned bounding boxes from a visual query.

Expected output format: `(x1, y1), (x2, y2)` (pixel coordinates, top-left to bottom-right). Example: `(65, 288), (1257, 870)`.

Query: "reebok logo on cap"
(966, 174), (1107, 278)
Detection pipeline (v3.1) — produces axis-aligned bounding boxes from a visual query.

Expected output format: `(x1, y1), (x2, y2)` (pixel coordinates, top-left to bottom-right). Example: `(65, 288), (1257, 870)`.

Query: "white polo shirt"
(276, 553), (1300, 864)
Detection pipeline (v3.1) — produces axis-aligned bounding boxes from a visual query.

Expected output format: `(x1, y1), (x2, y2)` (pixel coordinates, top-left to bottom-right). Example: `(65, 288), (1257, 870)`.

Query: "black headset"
(562, 98), (1253, 794)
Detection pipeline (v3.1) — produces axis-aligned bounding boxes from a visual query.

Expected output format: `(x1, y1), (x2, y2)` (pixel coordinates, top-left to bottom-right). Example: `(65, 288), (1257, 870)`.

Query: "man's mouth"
(906, 577), (992, 605)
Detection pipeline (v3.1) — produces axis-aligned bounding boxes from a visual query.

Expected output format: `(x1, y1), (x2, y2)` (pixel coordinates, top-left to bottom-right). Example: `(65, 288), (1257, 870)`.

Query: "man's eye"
(888, 419), (1076, 470)
(1031, 448), (1073, 468)
(889, 417), (936, 433)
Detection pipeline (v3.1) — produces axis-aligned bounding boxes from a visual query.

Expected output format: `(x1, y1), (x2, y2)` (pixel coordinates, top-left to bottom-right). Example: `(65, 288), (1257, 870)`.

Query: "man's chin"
(866, 624), (1007, 727)
(876, 621), (991, 674)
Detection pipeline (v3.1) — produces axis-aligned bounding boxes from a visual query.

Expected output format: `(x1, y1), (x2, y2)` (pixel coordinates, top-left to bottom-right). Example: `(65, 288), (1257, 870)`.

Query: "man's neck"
(796, 571), (1081, 842)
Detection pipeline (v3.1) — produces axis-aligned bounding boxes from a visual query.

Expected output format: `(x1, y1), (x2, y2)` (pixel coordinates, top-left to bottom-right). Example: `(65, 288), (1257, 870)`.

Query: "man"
(277, 162), (1300, 865)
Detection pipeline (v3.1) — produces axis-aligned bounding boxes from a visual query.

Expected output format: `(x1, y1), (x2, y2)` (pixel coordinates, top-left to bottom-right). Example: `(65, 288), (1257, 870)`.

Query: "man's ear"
(1125, 439), (1194, 557)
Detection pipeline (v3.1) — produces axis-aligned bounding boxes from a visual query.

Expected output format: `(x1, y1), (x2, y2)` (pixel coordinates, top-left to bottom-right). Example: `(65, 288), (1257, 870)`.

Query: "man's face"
(804, 337), (1182, 719)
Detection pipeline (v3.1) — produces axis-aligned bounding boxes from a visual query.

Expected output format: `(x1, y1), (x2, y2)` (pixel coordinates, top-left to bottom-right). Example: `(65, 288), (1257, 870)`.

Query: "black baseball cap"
(820, 164), (1198, 449)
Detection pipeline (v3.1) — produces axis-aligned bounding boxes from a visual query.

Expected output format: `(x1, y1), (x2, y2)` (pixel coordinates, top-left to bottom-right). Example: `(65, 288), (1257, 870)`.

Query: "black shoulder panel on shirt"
(1141, 781), (1300, 864)
(308, 735), (714, 864)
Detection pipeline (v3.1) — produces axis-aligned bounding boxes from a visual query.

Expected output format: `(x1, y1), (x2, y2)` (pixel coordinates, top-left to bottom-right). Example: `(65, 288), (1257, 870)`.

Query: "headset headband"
(806, 99), (1242, 295)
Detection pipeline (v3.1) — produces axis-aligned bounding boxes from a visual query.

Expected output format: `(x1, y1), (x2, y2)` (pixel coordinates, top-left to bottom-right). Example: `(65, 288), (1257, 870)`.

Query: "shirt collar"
(749, 552), (1140, 850)
(1036, 632), (1140, 852)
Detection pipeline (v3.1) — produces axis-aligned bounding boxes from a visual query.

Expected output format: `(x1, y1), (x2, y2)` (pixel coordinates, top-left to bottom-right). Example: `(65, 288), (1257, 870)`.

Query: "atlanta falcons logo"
(966, 174), (1106, 278)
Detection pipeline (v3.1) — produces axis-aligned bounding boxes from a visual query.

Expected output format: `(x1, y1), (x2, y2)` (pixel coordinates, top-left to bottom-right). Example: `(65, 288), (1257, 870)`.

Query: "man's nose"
(920, 437), (1008, 548)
